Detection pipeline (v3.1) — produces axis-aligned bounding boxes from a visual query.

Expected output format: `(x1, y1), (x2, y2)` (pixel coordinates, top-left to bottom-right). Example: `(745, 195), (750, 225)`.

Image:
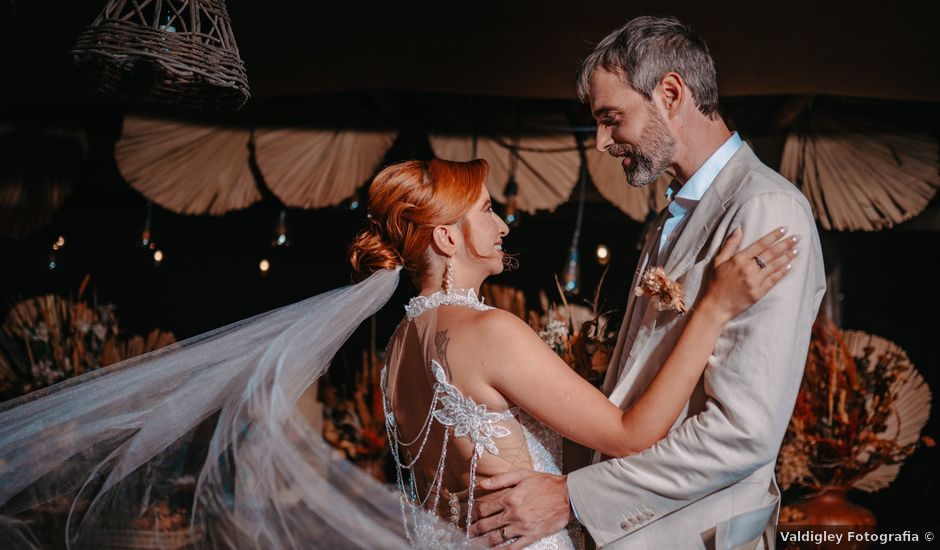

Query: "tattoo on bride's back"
(435, 330), (453, 379)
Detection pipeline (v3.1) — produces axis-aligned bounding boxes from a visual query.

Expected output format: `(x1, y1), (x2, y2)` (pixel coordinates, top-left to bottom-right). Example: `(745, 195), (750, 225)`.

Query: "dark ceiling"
(3, 1), (939, 105)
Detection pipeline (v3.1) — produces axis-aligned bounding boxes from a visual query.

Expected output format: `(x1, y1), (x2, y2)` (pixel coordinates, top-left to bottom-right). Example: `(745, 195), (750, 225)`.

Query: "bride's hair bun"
(348, 159), (488, 283)
(348, 221), (403, 281)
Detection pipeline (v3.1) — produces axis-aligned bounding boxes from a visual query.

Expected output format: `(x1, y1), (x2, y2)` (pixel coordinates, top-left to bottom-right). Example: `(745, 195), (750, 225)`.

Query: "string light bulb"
(563, 245), (580, 293)
(140, 202), (156, 249)
(596, 244), (610, 265)
(272, 209), (290, 248)
(563, 139), (589, 295)
(48, 235), (65, 270)
(259, 258), (271, 275)
(503, 176), (519, 226)
(153, 249), (164, 266)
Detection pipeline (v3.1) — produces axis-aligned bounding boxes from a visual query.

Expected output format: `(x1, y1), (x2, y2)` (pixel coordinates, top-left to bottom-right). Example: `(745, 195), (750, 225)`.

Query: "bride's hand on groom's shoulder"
(469, 470), (572, 549)
(699, 226), (801, 323)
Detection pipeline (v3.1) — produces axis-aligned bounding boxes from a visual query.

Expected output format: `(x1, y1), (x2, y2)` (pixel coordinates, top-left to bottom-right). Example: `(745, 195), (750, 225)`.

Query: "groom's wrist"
(563, 475), (581, 525)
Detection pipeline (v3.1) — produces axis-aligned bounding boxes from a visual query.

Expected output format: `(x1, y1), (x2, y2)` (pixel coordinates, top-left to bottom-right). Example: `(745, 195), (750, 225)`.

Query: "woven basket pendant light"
(71, 0), (249, 110)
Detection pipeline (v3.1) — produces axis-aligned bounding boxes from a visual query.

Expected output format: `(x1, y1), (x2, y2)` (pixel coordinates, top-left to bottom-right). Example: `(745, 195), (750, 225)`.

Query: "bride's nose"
(498, 216), (509, 236)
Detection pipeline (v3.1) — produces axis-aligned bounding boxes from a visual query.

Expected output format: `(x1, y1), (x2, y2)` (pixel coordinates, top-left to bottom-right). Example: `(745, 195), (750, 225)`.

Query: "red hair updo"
(348, 158), (488, 284)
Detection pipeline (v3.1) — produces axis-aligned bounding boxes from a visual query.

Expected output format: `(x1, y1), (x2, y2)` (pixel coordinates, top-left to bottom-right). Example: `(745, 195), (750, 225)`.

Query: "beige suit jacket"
(567, 145), (826, 549)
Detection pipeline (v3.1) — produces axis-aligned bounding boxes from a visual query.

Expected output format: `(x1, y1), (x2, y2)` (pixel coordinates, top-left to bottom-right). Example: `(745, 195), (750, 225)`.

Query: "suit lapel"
(662, 144), (758, 281)
(606, 145), (761, 404)
(601, 208), (669, 396)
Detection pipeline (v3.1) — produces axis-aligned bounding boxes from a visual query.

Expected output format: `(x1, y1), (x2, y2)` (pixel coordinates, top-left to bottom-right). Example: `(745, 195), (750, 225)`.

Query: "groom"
(470, 16), (826, 549)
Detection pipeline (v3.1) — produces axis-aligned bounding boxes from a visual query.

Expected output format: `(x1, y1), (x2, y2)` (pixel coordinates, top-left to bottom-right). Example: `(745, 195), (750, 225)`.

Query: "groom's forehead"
(589, 69), (638, 109)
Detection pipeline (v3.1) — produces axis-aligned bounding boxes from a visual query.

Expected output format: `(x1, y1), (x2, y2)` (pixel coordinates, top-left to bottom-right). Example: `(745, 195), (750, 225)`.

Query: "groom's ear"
(658, 72), (684, 117)
(430, 225), (459, 256)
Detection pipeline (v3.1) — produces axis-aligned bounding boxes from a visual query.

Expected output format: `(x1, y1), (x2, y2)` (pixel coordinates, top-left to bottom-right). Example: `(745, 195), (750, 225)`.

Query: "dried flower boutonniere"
(635, 266), (687, 314)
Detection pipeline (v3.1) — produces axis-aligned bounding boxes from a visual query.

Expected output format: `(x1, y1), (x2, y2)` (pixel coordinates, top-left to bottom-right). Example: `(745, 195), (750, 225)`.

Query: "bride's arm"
(475, 227), (798, 458)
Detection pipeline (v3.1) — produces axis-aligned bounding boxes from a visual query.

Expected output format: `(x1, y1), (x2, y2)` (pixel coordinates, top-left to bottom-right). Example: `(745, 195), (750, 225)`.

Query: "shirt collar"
(667, 132), (743, 213)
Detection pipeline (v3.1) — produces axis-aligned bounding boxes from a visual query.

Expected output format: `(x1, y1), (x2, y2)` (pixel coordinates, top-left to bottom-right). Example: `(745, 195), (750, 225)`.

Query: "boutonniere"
(635, 266), (687, 314)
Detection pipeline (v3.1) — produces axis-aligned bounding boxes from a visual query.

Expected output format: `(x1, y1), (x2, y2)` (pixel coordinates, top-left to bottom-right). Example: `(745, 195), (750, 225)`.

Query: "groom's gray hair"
(577, 16), (720, 119)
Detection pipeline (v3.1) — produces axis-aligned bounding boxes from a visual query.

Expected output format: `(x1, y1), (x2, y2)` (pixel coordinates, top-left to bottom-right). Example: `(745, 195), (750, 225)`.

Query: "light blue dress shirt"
(659, 132), (743, 254)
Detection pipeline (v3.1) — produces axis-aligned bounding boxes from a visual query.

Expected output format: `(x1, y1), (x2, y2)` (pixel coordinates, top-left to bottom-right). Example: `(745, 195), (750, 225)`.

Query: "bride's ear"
(430, 225), (459, 256)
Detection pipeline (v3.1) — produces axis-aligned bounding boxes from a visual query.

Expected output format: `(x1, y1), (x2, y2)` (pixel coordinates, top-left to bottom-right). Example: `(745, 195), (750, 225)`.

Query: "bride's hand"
(698, 226), (800, 324)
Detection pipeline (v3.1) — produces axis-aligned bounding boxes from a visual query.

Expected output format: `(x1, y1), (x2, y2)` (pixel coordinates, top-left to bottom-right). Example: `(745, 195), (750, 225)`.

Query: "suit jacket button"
(620, 519), (632, 530)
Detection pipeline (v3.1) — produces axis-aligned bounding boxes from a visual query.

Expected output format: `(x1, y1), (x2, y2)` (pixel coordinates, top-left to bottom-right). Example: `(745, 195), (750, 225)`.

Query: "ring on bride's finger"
(753, 255), (767, 269)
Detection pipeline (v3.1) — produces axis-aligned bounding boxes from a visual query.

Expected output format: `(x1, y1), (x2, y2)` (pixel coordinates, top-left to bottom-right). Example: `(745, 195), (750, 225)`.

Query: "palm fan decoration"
(780, 110), (939, 231)
(115, 115), (257, 215)
(841, 330), (933, 491)
(776, 318), (933, 492)
(254, 127), (398, 208)
(431, 130), (581, 213)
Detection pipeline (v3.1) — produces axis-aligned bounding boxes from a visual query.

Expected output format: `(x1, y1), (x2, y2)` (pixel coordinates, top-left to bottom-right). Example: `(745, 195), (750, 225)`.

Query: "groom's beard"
(608, 105), (676, 188)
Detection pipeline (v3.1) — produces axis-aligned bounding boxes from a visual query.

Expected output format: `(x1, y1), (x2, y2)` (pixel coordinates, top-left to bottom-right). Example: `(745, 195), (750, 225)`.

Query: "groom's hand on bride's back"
(468, 470), (573, 549)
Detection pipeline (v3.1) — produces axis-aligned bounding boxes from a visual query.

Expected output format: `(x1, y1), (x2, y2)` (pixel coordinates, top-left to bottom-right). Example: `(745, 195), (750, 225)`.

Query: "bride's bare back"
(384, 302), (536, 514)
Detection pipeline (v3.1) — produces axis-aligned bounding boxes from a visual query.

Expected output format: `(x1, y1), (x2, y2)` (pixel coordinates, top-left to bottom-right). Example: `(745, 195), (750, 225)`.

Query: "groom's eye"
(601, 116), (617, 127)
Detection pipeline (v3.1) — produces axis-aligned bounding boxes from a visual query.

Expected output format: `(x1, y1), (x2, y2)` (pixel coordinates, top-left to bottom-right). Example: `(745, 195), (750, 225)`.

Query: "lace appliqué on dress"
(404, 288), (492, 320)
(431, 361), (515, 457)
(383, 357), (517, 542)
(384, 290), (581, 549)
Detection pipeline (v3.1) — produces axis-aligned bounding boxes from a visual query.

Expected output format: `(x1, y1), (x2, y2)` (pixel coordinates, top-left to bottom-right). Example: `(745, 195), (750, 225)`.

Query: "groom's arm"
(565, 189), (826, 546)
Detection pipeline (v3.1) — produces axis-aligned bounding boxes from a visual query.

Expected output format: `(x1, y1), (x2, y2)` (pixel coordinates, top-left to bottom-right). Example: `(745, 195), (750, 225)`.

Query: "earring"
(443, 258), (455, 293)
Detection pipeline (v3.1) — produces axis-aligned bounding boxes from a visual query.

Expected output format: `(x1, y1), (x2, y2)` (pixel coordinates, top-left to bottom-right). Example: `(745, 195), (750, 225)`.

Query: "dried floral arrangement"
(0, 275), (176, 401)
(528, 270), (618, 388)
(319, 348), (389, 480)
(634, 266), (686, 314)
(776, 318), (933, 493)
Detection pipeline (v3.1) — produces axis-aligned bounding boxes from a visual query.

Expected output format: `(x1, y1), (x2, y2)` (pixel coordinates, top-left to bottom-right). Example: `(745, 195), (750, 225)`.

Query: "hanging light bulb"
(563, 139), (589, 295)
(503, 176), (519, 226)
(259, 258), (271, 275)
(563, 244), (580, 293)
(140, 202), (155, 249)
(153, 249), (164, 266)
(158, 4), (177, 32)
(272, 209), (290, 248)
(503, 144), (521, 226)
(48, 235), (65, 270)
(596, 244), (610, 265)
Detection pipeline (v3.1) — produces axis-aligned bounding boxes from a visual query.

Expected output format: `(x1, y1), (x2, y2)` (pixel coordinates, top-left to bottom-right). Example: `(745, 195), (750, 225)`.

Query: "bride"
(349, 158), (797, 549)
(0, 158), (796, 550)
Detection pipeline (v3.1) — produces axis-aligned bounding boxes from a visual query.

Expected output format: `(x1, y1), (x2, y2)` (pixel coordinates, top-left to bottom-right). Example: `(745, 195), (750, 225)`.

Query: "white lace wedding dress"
(382, 289), (583, 550)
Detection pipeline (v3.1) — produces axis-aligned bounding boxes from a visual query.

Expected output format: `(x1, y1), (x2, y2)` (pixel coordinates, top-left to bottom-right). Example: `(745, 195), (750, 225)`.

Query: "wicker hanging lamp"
(71, 0), (249, 110)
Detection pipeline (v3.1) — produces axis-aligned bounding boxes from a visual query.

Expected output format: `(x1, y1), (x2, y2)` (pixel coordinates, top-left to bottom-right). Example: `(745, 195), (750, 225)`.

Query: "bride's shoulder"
(460, 308), (540, 347)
